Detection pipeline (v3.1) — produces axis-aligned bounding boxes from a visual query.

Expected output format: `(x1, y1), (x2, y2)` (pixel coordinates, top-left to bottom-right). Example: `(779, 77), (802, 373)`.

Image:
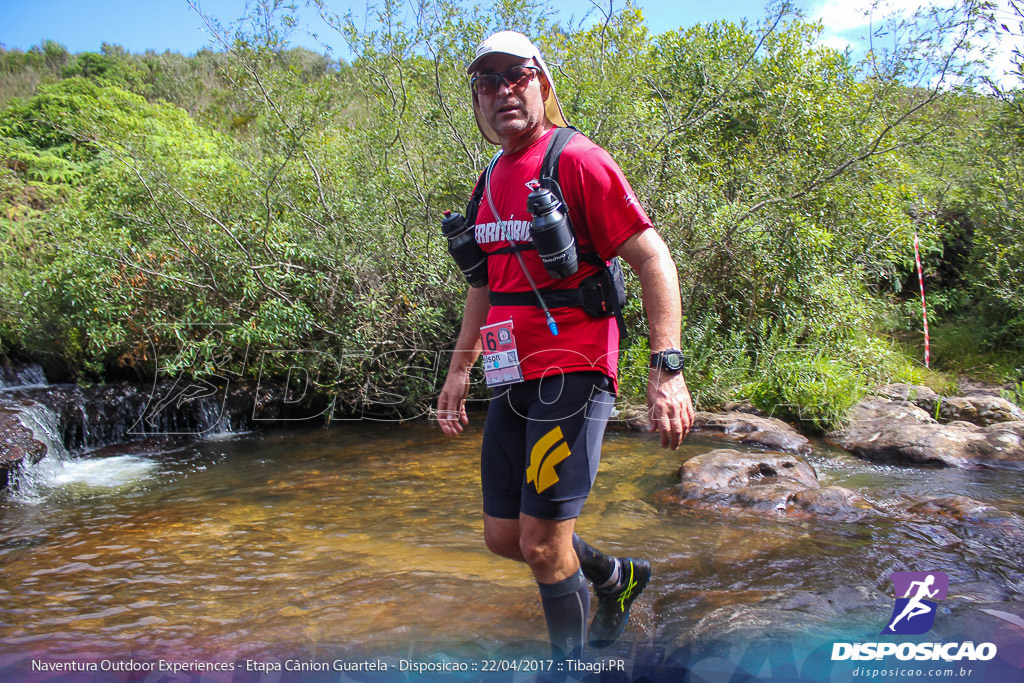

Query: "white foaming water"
(6, 402), (158, 502)
(48, 454), (158, 487)
(12, 401), (68, 461)
(11, 452), (159, 503)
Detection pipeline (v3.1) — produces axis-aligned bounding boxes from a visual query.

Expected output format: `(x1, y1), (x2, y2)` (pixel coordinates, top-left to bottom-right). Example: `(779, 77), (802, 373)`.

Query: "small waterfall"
(5, 401), (71, 501)
(10, 400), (68, 460)
(0, 368), (242, 496)
(0, 363), (48, 390)
(4, 399), (160, 502)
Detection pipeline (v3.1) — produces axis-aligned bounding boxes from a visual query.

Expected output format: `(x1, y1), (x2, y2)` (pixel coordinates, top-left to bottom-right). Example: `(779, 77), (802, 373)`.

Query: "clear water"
(1, 421), (1022, 673)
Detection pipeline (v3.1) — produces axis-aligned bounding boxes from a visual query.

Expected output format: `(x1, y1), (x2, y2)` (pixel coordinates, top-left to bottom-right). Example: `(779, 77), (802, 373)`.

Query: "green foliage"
(1002, 381), (1024, 409)
(0, 0), (1018, 422)
(748, 348), (866, 432)
(923, 319), (1023, 383)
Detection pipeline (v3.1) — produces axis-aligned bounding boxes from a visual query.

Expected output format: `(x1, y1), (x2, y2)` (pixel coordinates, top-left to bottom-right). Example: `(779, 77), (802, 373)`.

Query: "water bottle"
(441, 210), (488, 288)
(526, 187), (578, 279)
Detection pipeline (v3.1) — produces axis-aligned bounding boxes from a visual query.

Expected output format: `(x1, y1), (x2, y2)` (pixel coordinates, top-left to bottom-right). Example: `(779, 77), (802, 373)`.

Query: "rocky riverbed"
(607, 380), (1024, 523)
(3, 365), (1024, 503)
(2, 365), (1022, 679)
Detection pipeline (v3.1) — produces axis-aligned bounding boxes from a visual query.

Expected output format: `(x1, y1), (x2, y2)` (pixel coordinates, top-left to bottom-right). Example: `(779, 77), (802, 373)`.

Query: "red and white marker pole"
(913, 232), (930, 369)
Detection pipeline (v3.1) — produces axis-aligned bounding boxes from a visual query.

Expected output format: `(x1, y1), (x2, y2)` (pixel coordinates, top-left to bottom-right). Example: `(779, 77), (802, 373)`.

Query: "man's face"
(472, 53), (549, 147)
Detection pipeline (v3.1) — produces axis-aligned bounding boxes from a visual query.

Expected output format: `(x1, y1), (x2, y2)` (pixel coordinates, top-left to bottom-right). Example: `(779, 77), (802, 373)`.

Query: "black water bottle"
(441, 210), (488, 288)
(527, 187), (578, 279)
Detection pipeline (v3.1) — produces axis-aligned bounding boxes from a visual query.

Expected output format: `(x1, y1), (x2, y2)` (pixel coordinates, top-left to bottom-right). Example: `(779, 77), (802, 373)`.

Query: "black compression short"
(481, 371), (615, 521)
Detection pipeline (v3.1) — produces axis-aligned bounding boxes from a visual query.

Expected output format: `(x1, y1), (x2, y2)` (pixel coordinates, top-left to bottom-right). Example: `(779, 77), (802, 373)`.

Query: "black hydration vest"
(464, 127), (628, 337)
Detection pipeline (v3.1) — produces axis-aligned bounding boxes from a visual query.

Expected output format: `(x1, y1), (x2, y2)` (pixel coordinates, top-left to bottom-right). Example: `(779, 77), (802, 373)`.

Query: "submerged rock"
(657, 449), (874, 521)
(827, 397), (1024, 469)
(691, 411), (811, 454)
(659, 584), (888, 661)
(788, 486), (876, 521)
(616, 406), (810, 454)
(908, 495), (1024, 533)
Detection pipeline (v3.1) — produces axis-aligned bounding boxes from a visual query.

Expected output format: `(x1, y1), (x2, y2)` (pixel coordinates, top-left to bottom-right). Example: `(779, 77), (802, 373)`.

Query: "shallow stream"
(1, 420), (1022, 679)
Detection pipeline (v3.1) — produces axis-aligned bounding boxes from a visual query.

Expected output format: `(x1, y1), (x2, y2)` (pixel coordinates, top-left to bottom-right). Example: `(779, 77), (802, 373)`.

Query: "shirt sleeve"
(558, 138), (654, 261)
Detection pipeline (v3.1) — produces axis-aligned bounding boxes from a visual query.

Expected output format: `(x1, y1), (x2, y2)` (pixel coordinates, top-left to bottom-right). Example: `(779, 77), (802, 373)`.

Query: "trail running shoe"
(588, 557), (651, 648)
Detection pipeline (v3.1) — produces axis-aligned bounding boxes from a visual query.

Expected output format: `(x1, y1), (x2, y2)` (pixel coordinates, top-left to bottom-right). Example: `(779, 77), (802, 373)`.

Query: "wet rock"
(662, 585), (887, 656)
(0, 363), (47, 388)
(873, 383), (1024, 426)
(610, 407), (810, 455)
(0, 380), (330, 456)
(3, 383), (216, 453)
(690, 411), (811, 454)
(658, 449), (872, 521)
(678, 449), (819, 492)
(788, 486), (876, 521)
(608, 404), (651, 432)
(936, 602), (1024, 655)
(827, 397), (1024, 469)
(0, 375), (344, 490)
(0, 407), (47, 486)
(908, 495), (1024, 532)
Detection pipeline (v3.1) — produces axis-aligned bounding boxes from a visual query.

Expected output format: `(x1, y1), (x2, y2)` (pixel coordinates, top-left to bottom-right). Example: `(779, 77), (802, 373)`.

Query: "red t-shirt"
(473, 128), (653, 389)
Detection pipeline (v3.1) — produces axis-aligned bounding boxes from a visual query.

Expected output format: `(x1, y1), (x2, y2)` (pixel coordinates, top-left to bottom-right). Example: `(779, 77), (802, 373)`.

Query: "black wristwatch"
(650, 348), (685, 373)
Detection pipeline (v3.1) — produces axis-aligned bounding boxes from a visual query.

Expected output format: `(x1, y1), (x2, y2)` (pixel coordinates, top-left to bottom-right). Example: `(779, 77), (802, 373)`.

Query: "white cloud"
(812, 0), (872, 34)
(808, 0), (963, 36)
(817, 34), (856, 53)
(805, 0), (1020, 88)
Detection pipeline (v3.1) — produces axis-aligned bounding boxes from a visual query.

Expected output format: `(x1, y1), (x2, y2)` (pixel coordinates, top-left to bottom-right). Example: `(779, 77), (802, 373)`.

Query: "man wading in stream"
(436, 31), (695, 664)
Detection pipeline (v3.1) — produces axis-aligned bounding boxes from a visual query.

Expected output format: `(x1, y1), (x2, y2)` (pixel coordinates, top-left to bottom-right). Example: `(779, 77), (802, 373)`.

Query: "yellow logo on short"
(527, 426), (572, 494)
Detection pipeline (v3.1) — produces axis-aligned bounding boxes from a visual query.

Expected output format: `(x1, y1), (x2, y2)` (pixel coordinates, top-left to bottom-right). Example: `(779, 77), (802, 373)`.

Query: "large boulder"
(657, 449), (874, 521)
(930, 395), (1024, 426)
(828, 397), (1024, 469)
(875, 383), (1024, 426)
(874, 383), (941, 405)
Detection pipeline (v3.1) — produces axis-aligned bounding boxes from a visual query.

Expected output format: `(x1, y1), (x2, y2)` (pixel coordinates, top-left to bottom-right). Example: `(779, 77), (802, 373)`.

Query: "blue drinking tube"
(484, 152), (559, 336)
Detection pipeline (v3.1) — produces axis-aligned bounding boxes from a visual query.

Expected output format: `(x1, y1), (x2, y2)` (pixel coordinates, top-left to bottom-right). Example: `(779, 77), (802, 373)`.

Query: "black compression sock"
(537, 568), (590, 661)
(572, 534), (618, 586)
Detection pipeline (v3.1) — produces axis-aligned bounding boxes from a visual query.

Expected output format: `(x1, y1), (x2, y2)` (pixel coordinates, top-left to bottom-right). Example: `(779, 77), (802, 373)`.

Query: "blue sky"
(0, 0), (1017, 86)
(0, 0), (829, 55)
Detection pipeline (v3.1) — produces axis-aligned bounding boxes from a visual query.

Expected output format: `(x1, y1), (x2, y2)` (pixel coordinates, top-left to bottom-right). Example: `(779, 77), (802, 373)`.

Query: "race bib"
(480, 319), (524, 387)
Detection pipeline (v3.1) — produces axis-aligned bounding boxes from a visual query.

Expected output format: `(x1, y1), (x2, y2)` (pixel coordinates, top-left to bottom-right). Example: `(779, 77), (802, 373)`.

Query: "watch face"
(653, 350), (684, 372)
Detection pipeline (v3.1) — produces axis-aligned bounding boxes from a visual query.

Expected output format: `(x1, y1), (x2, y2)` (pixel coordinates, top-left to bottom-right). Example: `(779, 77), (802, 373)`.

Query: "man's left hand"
(647, 369), (695, 450)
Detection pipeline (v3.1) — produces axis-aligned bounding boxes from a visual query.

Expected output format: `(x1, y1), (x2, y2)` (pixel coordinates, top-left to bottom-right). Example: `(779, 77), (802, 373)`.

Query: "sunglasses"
(471, 64), (541, 96)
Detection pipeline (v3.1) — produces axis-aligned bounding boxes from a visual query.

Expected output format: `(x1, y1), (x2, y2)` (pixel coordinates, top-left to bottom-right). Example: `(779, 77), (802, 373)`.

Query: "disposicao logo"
(882, 571), (948, 635)
(831, 571), (998, 663)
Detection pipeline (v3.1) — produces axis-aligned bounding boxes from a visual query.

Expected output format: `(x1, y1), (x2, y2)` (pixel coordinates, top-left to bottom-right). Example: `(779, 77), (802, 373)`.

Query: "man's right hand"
(437, 371), (471, 436)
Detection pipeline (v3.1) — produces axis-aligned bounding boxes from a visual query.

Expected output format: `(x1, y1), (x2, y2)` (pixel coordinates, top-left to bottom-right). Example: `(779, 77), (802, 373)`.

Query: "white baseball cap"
(467, 31), (570, 145)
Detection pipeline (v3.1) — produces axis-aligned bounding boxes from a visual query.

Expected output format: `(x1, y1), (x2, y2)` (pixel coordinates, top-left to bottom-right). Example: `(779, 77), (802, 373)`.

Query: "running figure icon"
(882, 571), (949, 635)
(888, 575), (939, 631)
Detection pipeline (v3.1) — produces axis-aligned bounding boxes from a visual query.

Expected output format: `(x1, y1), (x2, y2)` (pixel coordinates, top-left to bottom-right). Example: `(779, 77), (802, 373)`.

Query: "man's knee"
(484, 517), (523, 560)
(519, 536), (560, 569)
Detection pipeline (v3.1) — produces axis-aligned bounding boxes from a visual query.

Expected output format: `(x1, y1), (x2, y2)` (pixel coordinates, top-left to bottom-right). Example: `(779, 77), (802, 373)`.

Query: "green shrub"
(748, 349), (866, 432)
(1002, 382), (1024, 409)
